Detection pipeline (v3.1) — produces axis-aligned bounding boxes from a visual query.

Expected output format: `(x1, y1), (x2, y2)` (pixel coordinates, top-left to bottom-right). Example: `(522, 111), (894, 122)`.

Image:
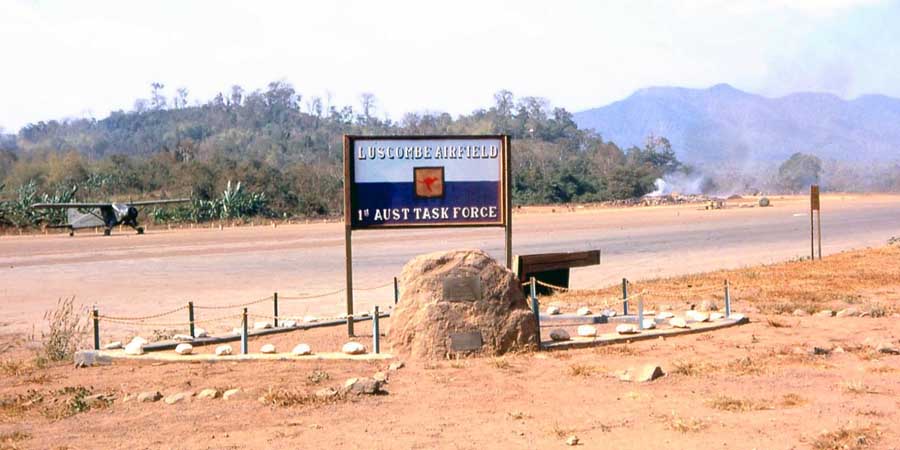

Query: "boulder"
(373, 371), (388, 382)
(315, 387), (339, 399)
(388, 361), (405, 371)
(291, 344), (312, 356)
(174, 343), (193, 355)
(792, 309), (809, 317)
(566, 435), (580, 446)
(173, 334), (193, 342)
(546, 306), (561, 315)
(836, 308), (859, 318)
(635, 364), (665, 382)
(698, 300), (718, 312)
(615, 324), (639, 335)
(280, 320), (297, 328)
(215, 345), (233, 356)
(197, 388), (219, 399)
(602, 310), (617, 317)
(876, 343), (900, 355)
(576, 325), (597, 337)
(102, 341), (122, 350)
(222, 388), (241, 400)
(124, 341), (144, 356)
(260, 344), (276, 354)
(710, 312), (725, 321)
(74, 350), (112, 368)
(387, 250), (537, 359)
(137, 391), (162, 403)
(302, 316), (318, 323)
(669, 317), (689, 329)
(657, 312), (675, 320)
(342, 342), (366, 355)
(814, 310), (835, 318)
(129, 336), (149, 346)
(194, 327), (209, 338)
(576, 307), (592, 316)
(253, 321), (272, 330)
(344, 377), (385, 395)
(549, 329), (571, 341)
(641, 319), (656, 330)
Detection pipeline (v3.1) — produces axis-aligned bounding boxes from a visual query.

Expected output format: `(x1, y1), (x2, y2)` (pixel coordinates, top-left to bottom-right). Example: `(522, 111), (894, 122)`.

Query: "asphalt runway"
(2, 194), (898, 333)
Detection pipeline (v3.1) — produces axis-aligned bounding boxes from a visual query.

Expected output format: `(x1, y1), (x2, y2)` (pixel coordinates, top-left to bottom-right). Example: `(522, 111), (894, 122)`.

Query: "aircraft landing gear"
(136, 227), (144, 235)
(68, 230), (74, 237)
(103, 228), (111, 236)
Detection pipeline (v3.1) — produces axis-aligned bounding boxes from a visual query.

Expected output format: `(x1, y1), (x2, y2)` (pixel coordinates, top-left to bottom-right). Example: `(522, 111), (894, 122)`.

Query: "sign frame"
(342, 135), (512, 336)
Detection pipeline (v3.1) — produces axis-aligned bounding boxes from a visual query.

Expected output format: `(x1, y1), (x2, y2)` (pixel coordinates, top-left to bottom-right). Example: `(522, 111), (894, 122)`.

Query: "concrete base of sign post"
(97, 349), (394, 363)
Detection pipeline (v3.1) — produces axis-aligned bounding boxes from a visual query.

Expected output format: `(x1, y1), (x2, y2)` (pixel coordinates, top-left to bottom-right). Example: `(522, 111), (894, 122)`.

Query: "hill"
(573, 84), (900, 163)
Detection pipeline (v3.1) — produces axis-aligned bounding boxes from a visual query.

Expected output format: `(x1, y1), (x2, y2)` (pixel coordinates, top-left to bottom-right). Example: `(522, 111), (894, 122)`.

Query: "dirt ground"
(1, 244), (900, 449)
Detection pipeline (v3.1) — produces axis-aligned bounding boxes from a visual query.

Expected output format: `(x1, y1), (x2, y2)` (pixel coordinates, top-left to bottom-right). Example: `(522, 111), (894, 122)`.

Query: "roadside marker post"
(530, 277), (541, 348)
(92, 308), (100, 350)
(188, 301), (195, 338)
(373, 306), (380, 354)
(637, 294), (644, 330)
(810, 185), (822, 260)
(241, 308), (248, 355)
(622, 278), (629, 316)
(393, 277), (399, 305)
(724, 280), (731, 318)
(273, 292), (279, 328)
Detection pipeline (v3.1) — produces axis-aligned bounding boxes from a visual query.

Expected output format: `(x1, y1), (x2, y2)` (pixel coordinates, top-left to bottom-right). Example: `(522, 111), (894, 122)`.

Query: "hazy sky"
(1, 0), (898, 132)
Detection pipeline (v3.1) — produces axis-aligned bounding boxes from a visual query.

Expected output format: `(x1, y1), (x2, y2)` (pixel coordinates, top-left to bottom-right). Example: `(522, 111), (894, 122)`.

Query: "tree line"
(0, 82), (688, 228)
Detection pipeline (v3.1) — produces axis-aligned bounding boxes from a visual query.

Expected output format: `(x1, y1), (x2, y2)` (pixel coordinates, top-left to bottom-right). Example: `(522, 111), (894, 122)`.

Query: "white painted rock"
(197, 388), (218, 399)
(232, 328), (243, 335)
(669, 317), (689, 328)
(388, 361), (405, 371)
(302, 316), (318, 323)
(549, 329), (571, 341)
(657, 312), (675, 320)
(616, 324), (639, 335)
(194, 327), (209, 338)
(699, 300), (718, 312)
(222, 388), (241, 400)
(260, 344), (276, 354)
(546, 306), (561, 315)
(342, 342), (366, 355)
(836, 308), (859, 318)
(253, 321), (272, 330)
(814, 310), (835, 318)
(102, 341), (122, 350)
(164, 392), (189, 405)
(641, 319), (656, 330)
(173, 334), (193, 342)
(576, 325), (597, 337)
(603, 310), (617, 317)
(710, 312), (725, 320)
(129, 336), (148, 346)
(635, 364), (665, 382)
(792, 309), (809, 317)
(124, 341), (144, 355)
(686, 310), (710, 322)
(174, 343), (193, 355)
(215, 345), (233, 356)
(280, 320), (297, 328)
(291, 344), (312, 356)
(576, 307), (592, 316)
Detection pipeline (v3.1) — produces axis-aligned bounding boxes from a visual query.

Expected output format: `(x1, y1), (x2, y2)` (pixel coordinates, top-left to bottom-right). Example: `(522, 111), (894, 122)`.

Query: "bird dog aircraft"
(31, 199), (190, 236)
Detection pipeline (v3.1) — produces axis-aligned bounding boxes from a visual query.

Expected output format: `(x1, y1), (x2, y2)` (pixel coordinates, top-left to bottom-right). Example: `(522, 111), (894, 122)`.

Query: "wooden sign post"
(810, 185), (821, 260)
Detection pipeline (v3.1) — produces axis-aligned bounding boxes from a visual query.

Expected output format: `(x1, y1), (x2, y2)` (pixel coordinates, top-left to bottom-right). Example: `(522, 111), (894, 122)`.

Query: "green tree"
(777, 152), (822, 192)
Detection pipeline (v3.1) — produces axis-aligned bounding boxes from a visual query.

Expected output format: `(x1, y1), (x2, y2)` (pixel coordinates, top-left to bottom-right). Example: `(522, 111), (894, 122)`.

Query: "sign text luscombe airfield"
(347, 137), (506, 228)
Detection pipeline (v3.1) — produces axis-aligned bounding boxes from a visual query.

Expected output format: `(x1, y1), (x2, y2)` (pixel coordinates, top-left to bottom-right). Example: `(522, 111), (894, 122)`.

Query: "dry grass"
(0, 430), (31, 447)
(865, 365), (896, 373)
(567, 364), (595, 377)
(765, 317), (791, 328)
(260, 387), (344, 408)
(549, 422), (575, 439)
(780, 393), (806, 407)
(489, 357), (511, 370)
(670, 360), (715, 377)
(840, 381), (878, 395)
(724, 356), (767, 375)
(810, 424), (880, 450)
(0, 359), (28, 377)
(41, 297), (89, 362)
(707, 396), (771, 412)
(664, 412), (708, 433)
(304, 370), (330, 385)
(549, 245), (900, 315)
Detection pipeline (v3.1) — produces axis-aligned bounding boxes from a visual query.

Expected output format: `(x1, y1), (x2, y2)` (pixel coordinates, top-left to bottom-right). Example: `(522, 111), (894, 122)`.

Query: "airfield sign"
(342, 135), (512, 336)
(345, 136), (508, 229)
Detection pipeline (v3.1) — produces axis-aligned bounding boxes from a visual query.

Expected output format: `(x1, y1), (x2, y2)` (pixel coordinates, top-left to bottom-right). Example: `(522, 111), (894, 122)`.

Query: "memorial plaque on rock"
(449, 331), (484, 352)
(442, 276), (482, 302)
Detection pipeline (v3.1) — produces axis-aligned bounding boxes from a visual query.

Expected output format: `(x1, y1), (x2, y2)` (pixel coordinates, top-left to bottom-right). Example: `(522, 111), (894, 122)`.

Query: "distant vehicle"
(31, 199), (190, 236)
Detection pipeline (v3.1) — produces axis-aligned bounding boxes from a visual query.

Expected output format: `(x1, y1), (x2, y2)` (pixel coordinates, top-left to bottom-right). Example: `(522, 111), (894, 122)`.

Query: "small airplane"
(31, 198), (190, 236)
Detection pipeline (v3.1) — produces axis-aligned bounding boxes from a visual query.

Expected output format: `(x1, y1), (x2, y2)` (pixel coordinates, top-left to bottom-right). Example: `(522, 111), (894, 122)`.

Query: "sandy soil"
(1, 194), (899, 337)
(0, 244), (899, 449)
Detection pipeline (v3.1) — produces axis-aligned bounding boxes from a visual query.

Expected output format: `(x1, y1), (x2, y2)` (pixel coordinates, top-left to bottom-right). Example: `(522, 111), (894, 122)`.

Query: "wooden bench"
(512, 250), (600, 295)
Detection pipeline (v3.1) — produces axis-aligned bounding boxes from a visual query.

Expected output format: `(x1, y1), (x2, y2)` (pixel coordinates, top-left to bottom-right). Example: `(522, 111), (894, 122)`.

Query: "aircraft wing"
(127, 198), (191, 206)
(31, 202), (113, 209)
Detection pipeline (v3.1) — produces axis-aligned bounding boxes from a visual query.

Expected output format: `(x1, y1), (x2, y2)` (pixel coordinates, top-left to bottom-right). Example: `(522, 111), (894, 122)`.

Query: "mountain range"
(573, 84), (900, 163)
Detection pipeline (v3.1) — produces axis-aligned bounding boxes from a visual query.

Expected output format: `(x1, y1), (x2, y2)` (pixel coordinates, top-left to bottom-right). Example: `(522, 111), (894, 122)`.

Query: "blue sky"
(1, 0), (898, 132)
